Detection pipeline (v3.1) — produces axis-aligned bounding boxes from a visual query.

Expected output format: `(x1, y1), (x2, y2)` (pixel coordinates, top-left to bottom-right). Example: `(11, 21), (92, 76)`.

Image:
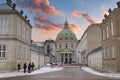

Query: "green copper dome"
(56, 20), (77, 41)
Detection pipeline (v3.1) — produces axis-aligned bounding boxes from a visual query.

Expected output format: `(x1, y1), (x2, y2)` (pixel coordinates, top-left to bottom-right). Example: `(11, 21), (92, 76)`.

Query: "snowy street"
(0, 66), (120, 80)
(0, 67), (63, 78)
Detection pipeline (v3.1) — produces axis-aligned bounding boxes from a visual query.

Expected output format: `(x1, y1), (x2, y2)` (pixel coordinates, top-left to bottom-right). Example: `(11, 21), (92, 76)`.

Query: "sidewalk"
(0, 67), (63, 78)
(81, 66), (120, 79)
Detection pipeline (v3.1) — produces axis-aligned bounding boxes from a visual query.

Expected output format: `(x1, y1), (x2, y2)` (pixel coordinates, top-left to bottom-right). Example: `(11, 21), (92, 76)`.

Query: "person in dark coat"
(31, 62), (35, 70)
(17, 63), (21, 72)
(28, 62), (31, 73)
(23, 63), (27, 73)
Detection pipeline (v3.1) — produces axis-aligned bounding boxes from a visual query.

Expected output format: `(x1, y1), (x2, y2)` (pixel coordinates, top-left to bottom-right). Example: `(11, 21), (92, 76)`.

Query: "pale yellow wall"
(0, 11), (31, 71)
(88, 51), (102, 69)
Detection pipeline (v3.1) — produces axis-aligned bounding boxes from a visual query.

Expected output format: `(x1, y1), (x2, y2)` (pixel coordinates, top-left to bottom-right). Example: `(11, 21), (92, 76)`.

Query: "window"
(0, 45), (6, 58)
(71, 45), (73, 49)
(0, 18), (8, 34)
(103, 48), (106, 59)
(102, 29), (105, 40)
(65, 37), (68, 40)
(17, 45), (21, 59)
(106, 26), (109, 39)
(59, 44), (61, 49)
(71, 37), (73, 40)
(107, 47), (110, 59)
(111, 21), (114, 36)
(65, 44), (68, 48)
(112, 45), (116, 59)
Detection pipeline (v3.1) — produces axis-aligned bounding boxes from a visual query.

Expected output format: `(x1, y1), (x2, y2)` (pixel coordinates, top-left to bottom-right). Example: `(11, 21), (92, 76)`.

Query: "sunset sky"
(0, 0), (119, 42)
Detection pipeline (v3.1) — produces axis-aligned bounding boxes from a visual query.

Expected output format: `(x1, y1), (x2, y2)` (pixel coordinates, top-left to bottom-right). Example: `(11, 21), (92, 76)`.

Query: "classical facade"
(101, 1), (120, 72)
(78, 24), (102, 65)
(0, 0), (32, 71)
(55, 20), (77, 64)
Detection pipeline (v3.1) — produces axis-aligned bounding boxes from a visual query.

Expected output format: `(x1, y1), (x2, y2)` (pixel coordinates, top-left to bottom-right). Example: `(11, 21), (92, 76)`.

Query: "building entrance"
(61, 53), (72, 64)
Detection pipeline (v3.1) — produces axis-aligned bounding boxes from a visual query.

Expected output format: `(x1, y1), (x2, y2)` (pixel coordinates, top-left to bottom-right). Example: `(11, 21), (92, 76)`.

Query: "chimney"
(104, 14), (107, 18)
(108, 9), (112, 14)
(12, 3), (16, 10)
(6, 0), (12, 7)
(27, 20), (30, 23)
(20, 10), (24, 15)
(117, 1), (120, 8)
(25, 15), (27, 19)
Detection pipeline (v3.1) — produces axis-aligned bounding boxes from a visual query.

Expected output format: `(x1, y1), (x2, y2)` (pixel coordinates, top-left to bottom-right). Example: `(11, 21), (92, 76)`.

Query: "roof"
(31, 44), (45, 55)
(45, 40), (55, 43)
(0, 3), (13, 11)
(88, 46), (102, 55)
(56, 21), (77, 41)
(0, 3), (32, 28)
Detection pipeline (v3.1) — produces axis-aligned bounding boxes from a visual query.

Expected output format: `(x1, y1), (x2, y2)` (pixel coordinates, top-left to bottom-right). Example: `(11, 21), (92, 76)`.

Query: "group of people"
(17, 62), (35, 73)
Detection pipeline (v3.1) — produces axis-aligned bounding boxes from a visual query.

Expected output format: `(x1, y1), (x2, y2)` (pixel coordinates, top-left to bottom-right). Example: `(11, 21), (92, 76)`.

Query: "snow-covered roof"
(0, 3), (13, 11)
(31, 44), (46, 55)
(88, 46), (102, 55)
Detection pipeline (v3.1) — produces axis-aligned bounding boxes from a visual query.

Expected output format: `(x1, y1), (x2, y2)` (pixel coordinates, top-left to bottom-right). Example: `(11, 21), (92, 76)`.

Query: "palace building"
(55, 19), (77, 64)
(0, 0), (32, 71)
(101, 1), (120, 72)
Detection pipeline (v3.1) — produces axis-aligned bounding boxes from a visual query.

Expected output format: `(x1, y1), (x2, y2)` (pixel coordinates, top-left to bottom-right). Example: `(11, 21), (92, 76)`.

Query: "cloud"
(15, 0), (60, 15)
(34, 15), (63, 31)
(79, 0), (84, 4)
(100, 6), (109, 17)
(101, 6), (107, 11)
(34, 15), (81, 33)
(15, 0), (81, 41)
(72, 10), (98, 25)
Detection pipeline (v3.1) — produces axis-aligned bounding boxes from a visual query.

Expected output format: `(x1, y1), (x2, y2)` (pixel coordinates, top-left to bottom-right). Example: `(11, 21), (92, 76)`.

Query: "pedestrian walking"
(23, 63), (27, 73)
(31, 62), (35, 70)
(17, 63), (21, 72)
(28, 62), (31, 73)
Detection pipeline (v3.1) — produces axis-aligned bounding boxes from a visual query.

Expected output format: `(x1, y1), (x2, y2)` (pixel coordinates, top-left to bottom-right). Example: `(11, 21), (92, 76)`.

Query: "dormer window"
(65, 37), (68, 40)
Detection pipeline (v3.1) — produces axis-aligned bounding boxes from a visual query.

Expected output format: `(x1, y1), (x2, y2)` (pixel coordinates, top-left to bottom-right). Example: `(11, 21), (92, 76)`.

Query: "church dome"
(56, 20), (77, 41)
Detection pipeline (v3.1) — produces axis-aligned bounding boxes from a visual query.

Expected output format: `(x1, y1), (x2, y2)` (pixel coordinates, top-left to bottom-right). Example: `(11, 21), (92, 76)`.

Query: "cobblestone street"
(0, 67), (120, 80)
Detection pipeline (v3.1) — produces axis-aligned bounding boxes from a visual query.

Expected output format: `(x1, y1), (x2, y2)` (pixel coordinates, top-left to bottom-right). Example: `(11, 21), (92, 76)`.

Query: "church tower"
(55, 18), (77, 64)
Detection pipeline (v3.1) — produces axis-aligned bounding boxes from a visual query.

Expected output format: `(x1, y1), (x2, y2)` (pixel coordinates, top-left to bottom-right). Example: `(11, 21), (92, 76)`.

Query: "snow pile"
(0, 71), (28, 78)
(0, 67), (63, 78)
(30, 67), (63, 75)
(81, 67), (120, 79)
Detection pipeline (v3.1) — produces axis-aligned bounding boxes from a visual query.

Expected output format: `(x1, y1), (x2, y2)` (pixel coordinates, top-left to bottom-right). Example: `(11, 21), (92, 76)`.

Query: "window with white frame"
(103, 49), (106, 59)
(0, 18), (8, 34)
(17, 22), (21, 37)
(102, 29), (105, 40)
(106, 26), (109, 39)
(17, 45), (21, 59)
(107, 47), (110, 59)
(112, 45), (116, 59)
(0, 45), (6, 58)
(111, 21), (114, 36)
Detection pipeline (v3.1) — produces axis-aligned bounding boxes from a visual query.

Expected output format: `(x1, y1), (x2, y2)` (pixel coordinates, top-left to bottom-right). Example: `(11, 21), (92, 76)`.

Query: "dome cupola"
(56, 18), (77, 41)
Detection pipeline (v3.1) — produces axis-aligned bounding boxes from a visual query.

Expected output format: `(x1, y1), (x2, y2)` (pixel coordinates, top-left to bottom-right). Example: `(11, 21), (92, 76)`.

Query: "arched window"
(71, 37), (73, 40)
(71, 45), (73, 49)
(59, 44), (61, 48)
(65, 44), (68, 48)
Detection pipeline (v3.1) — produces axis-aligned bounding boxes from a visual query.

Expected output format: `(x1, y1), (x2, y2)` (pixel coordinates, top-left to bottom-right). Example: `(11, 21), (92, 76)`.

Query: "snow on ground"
(81, 67), (120, 79)
(0, 67), (63, 78)
(30, 67), (63, 75)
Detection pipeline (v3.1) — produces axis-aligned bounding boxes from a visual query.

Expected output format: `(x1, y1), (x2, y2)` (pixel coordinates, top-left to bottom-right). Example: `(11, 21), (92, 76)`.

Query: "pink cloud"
(72, 10), (98, 25)
(16, 0), (60, 15)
